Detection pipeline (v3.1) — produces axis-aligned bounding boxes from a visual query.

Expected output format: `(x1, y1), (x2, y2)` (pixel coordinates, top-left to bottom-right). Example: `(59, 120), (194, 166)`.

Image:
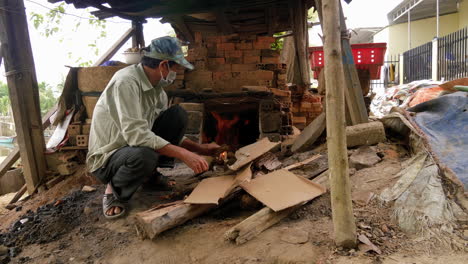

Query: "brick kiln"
(166, 32), (323, 148)
(61, 33), (323, 151)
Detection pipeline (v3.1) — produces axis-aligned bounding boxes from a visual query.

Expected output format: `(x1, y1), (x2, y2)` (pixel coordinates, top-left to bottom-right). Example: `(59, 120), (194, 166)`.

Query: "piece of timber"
(7, 184), (27, 205)
(0, 105), (57, 180)
(93, 27), (135, 66)
(134, 188), (243, 240)
(224, 157), (328, 245)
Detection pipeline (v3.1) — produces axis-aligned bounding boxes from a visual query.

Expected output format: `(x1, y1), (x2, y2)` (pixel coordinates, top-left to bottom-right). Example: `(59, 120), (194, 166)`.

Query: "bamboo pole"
(321, 0), (356, 248)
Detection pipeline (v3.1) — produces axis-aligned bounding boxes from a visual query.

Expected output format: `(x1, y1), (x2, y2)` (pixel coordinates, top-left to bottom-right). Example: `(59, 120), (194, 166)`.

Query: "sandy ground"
(0, 142), (467, 264)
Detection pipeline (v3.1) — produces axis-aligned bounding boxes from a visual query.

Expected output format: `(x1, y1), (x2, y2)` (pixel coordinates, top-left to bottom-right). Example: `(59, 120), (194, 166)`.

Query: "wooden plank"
(0, 105), (57, 180)
(93, 27), (135, 66)
(339, 3), (368, 125)
(8, 184), (27, 205)
(322, 0), (356, 248)
(283, 154), (321, 171)
(0, 0), (47, 193)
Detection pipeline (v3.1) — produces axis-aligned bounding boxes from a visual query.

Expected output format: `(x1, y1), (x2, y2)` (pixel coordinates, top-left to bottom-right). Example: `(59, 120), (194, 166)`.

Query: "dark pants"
(93, 105), (188, 201)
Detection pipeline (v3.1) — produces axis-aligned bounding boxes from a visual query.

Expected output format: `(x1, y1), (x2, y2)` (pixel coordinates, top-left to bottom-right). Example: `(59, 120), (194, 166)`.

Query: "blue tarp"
(408, 92), (468, 189)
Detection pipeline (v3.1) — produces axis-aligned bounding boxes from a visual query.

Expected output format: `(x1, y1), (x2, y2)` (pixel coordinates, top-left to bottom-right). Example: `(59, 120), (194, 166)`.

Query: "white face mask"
(158, 63), (176, 88)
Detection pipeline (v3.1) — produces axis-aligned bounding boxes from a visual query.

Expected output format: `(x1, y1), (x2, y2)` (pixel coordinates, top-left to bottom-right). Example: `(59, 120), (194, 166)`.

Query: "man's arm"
(157, 144), (208, 174)
(180, 138), (220, 156)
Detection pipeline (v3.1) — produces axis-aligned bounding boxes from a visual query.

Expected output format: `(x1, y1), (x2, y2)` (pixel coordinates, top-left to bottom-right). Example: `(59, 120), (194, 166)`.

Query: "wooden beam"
(339, 2), (368, 125)
(321, 0), (356, 248)
(0, 104), (57, 181)
(93, 27), (135, 66)
(216, 10), (234, 34)
(0, 0), (48, 193)
(172, 16), (195, 43)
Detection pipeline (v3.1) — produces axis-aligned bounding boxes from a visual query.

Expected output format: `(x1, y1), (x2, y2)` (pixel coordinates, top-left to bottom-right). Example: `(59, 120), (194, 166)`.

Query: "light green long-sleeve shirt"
(86, 63), (170, 172)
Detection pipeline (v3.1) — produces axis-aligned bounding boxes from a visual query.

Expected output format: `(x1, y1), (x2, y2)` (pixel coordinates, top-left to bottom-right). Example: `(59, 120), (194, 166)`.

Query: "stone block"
(186, 111), (203, 134)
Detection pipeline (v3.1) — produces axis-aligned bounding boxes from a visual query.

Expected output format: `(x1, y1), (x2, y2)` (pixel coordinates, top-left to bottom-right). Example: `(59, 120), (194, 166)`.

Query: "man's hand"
(180, 151), (209, 174)
(181, 139), (221, 156)
(157, 144), (209, 174)
(201, 142), (221, 156)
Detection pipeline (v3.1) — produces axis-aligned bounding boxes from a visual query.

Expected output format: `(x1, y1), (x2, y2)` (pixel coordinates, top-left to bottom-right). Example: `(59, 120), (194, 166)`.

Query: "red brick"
(254, 70), (274, 80)
(207, 63), (232, 72)
(175, 74), (185, 80)
(244, 56), (261, 64)
(226, 57), (243, 64)
(243, 49), (261, 56)
(221, 34), (240, 43)
(206, 36), (221, 44)
(194, 32), (203, 44)
(225, 50), (243, 58)
(208, 57), (225, 65)
(253, 41), (272, 50)
(292, 116), (307, 124)
(232, 64), (257, 71)
(185, 70), (213, 81)
(236, 42), (253, 50)
(261, 56), (280, 64)
(213, 71), (232, 81)
(216, 50), (225, 58)
(187, 46), (208, 59)
(257, 80), (273, 87)
(217, 43), (235, 51)
(194, 60), (206, 70)
(270, 88), (291, 97)
(257, 36), (276, 43)
(261, 49), (280, 57)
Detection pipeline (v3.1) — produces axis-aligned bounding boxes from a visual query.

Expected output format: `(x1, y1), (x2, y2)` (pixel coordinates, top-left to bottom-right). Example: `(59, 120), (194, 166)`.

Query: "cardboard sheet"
(228, 137), (280, 171)
(240, 170), (326, 211)
(184, 164), (252, 205)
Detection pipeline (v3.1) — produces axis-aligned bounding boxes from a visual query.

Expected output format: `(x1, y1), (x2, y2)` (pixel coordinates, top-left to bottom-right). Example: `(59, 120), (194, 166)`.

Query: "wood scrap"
(283, 154), (321, 171)
(135, 181), (246, 239)
(7, 184), (27, 206)
(291, 112), (326, 152)
(224, 167), (330, 245)
(254, 152), (282, 171)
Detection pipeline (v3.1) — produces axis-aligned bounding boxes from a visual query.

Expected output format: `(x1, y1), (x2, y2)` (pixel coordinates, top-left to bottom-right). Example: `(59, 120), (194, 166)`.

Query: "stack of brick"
(168, 32), (287, 93)
(67, 121), (91, 147)
(291, 90), (323, 130)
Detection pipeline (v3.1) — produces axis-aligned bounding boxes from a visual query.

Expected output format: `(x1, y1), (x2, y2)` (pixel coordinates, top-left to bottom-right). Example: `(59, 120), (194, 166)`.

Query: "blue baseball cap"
(142, 36), (194, 70)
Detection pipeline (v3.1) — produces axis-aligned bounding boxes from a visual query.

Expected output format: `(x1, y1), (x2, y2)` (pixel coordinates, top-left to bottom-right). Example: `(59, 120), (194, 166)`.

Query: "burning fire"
(211, 112), (241, 146)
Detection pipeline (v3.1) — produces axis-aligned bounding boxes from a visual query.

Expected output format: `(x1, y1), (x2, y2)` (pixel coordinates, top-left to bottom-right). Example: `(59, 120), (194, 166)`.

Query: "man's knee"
(125, 147), (159, 173)
(167, 105), (188, 125)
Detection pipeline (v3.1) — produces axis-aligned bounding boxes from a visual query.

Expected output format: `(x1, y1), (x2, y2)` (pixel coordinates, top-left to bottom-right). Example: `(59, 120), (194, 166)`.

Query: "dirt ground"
(0, 142), (467, 264)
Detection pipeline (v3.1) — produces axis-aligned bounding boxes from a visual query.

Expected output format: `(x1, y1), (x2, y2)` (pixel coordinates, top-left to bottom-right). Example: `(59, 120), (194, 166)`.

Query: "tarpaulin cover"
(408, 92), (468, 189)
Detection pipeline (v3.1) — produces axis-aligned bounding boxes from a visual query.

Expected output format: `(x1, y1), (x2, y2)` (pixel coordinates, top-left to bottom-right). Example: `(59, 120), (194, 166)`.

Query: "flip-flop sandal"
(102, 194), (126, 220)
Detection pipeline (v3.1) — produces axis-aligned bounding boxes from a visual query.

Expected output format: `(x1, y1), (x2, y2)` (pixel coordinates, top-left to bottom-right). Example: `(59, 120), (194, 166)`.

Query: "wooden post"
(132, 20), (145, 48)
(0, 0), (47, 193)
(289, 0), (310, 91)
(338, 3), (368, 125)
(321, 0), (356, 248)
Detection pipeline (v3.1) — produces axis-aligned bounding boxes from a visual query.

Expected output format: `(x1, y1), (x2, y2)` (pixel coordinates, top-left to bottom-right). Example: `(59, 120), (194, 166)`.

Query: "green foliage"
(28, 3), (107, 65)
(0, 81), (61, 116)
